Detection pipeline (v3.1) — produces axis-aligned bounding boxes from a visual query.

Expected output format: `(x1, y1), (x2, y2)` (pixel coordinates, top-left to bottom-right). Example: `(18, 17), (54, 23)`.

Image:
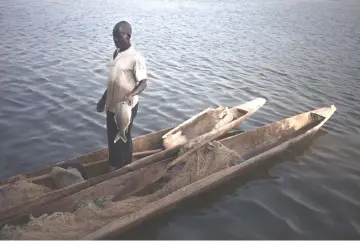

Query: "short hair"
(113, 21), (132, 36)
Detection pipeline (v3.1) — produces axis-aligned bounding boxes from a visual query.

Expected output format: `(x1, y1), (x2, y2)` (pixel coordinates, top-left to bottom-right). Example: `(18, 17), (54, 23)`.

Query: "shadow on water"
(115, 130), (328, 240)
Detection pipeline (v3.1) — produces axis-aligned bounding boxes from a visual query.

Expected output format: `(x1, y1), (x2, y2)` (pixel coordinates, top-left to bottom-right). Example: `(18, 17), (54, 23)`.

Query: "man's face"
(113, 26), (130, 49)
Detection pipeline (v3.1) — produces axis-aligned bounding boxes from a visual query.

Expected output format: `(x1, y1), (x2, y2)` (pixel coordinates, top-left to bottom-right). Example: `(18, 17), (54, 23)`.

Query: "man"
(96, 21), (147, 170)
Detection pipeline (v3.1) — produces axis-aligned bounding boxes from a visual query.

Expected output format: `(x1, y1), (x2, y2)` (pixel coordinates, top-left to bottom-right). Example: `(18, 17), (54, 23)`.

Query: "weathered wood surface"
(0, 129), (245, 227)
(162, 98), (266, 150)
(0, 146), (180, 227)
(29, 159), (173, 218)
(27, 148), (164, 188)
(166, 98), (266, 170)
(0, 98), (266, 227)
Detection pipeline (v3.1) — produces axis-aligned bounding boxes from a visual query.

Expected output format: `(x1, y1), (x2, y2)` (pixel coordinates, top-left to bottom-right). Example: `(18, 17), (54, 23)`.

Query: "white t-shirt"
(105, 46), (147, 113)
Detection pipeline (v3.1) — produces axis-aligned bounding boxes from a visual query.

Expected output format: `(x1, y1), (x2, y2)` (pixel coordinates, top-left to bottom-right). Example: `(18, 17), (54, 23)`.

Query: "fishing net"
(1, 141), (241, 240)
(0, 166), (87, 213)
(0, 180), (52, 212)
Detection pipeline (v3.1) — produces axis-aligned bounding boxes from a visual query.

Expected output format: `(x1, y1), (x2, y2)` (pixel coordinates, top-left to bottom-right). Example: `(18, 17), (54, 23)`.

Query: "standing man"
(96, 21), (148, 170)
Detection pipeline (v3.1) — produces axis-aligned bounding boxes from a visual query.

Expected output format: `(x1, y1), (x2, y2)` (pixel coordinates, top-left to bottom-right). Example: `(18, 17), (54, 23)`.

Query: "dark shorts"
(106, 104), (138, 169)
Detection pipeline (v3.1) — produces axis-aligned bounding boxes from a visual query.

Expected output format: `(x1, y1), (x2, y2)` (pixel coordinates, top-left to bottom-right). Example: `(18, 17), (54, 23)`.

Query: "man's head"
(113, 21), (132, 50)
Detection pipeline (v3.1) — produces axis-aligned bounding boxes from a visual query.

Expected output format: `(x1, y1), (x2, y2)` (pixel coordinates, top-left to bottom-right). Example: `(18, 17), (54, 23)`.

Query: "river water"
(0, 0), (359, 239)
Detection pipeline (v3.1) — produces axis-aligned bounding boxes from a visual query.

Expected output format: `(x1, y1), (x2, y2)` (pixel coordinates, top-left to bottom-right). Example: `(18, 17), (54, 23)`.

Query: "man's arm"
(124, 79), (147, 105)
(125, 54), (148, 103)
(129, 79), (147, 96)
(100, 89), (107, 100)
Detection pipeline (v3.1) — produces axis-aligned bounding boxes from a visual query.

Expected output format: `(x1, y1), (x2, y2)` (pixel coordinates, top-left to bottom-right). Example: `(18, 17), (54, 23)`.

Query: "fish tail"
(120, 129), (127, 142)
(114, 131), (127, 143)
(120, 134), (127, 142)
(114, 133), (121, 143)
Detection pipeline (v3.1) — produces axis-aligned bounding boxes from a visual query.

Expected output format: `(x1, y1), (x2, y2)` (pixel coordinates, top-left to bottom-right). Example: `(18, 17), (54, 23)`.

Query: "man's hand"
(96, 98), (105, 112)
(122, 79), (147, 107)
(96, 89), (107, 112)
(123, 94), (133, 106)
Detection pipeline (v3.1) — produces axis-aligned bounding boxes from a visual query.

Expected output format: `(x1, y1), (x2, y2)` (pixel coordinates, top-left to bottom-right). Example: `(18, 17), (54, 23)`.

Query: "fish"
(114, 101), (132, 143)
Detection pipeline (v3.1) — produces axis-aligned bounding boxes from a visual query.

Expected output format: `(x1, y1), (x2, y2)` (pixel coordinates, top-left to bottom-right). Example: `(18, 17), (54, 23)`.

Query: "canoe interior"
(220, 112), (325, 160)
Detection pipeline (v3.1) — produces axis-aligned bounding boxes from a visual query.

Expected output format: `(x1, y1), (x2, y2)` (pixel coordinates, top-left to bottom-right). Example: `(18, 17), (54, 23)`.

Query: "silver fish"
(114, 101), (132, 143)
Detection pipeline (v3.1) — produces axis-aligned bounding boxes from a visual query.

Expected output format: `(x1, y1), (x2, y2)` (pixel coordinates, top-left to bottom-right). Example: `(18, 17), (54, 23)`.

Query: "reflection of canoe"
(83, 105), (336, 240)
(0, 98), (266, 227)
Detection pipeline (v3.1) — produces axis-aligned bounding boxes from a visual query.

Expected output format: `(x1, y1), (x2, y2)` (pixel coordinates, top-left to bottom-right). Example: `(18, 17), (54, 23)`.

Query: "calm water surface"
(1, 0), (360, 239)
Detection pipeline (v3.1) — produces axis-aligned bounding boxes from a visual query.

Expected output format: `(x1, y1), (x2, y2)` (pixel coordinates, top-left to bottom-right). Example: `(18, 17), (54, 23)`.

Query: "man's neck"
(119, 44), (131, 53)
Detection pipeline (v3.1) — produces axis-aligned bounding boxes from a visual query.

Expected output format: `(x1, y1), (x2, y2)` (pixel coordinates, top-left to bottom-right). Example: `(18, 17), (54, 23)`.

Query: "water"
(0, 0), (359, 238)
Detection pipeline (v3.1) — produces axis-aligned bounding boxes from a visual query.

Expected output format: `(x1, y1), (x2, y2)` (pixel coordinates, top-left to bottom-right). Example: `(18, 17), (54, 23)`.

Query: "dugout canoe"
(0, 97), (266, 227)
(83, 105), (336, 240)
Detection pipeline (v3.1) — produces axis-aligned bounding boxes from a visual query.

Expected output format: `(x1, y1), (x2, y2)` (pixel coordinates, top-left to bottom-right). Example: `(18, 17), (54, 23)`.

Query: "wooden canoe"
(0, 97), (266, 227)
(83, 105), (336, 240)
